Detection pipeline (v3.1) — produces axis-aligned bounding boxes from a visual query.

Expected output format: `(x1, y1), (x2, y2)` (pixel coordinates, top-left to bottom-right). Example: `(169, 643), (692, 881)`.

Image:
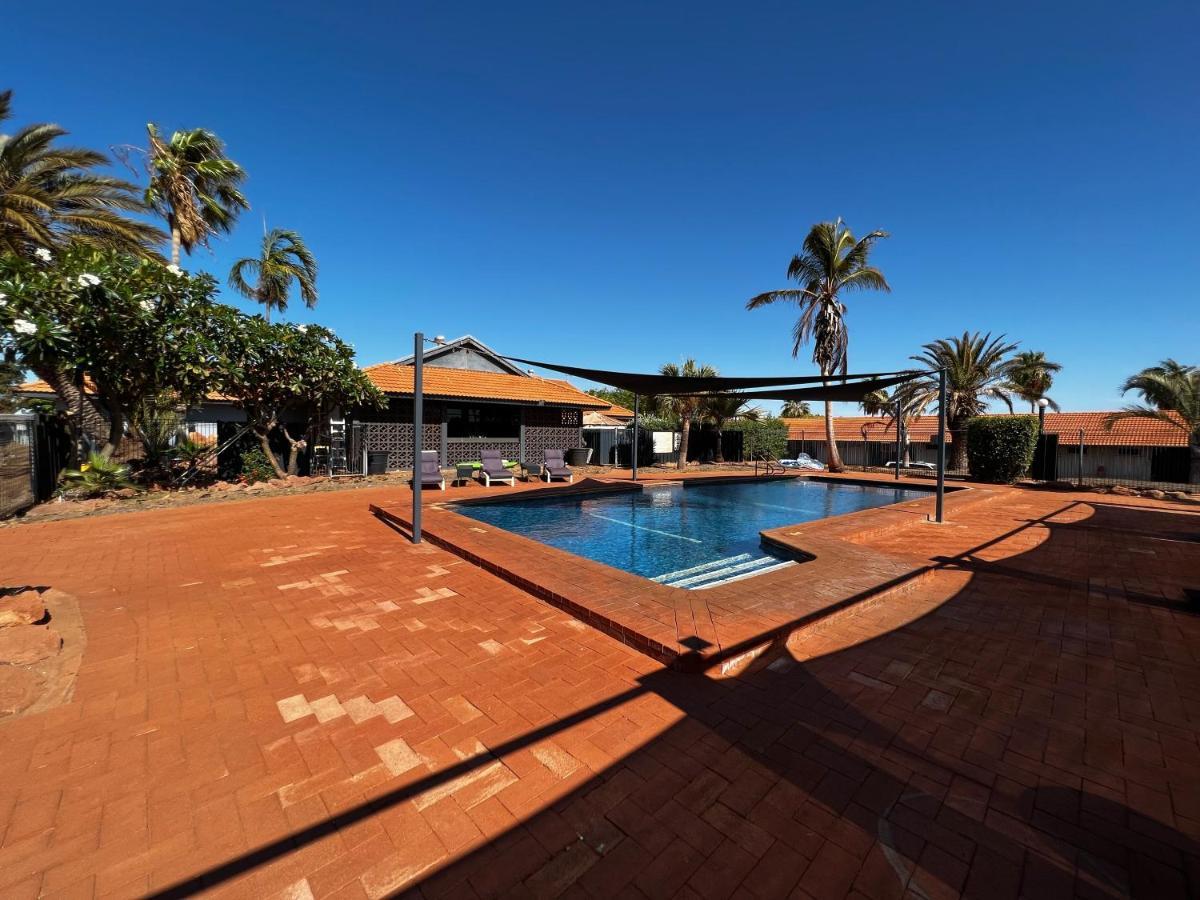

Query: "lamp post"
(1037, 397), (1049, 482)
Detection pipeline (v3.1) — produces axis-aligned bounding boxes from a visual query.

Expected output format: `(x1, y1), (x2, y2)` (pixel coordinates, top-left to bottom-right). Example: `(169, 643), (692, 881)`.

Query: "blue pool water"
(454, 479), (926, 589)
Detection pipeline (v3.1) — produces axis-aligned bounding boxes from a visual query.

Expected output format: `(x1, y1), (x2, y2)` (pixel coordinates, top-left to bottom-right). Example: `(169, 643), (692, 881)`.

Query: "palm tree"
(144, 124), (249, 265)
(229, 228), (318, 322)
(895, 331), (1018, 471)
(780, 400), (814, 417)
(1107, 360), (1200, 485)
(702, 394), (761, 463)
(747, 219), (890, 472)
(1005, 350), (1063, 412)
(0, 90), (163, 259)
(660, 360), (717, 470)
(860, 388), (917, 466)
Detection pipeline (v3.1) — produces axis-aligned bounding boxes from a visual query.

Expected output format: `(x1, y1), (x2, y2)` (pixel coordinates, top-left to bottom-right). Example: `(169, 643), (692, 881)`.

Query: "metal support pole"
(632, 394), (640, 482)
(895, 399), (902, 480)
(1038, 403), (1047, 481)
(935, 368), (947, 523)
(411, 332), (423, 544)
(1078, 429), (1084, 488)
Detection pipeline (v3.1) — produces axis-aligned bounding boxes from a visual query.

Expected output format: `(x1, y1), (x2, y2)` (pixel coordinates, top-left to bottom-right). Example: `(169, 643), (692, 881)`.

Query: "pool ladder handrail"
(752, 450), (780, 476)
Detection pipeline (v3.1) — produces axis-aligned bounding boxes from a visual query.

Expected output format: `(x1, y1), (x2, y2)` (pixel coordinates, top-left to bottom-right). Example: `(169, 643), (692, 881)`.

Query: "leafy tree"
(206, 314), (384, 477)
(0, 90), (163, 259)
(1005, 350), (1062, 412)
(144, 124), (249, 265)
(1106, 360), (1200, 485)
(659, 359), (717, 470)
(0, 358), (22, 412)
(702, 394), (760, 463)
(0, 246), (223, 457)
(587, 387), (660, 417)
(779, 399), (814, 418)
(747, 219), (890, 472)
(229, 228), (318, 322)
(896, 331), (1018, 471)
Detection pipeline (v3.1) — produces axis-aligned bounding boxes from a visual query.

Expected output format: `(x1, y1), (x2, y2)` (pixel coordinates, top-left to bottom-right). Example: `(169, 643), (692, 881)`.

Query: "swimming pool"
(453, 478), (926, 590)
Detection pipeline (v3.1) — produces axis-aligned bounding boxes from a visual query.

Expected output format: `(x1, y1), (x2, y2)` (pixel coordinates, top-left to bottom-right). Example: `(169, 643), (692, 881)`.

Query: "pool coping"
(370, 473), (998, 672)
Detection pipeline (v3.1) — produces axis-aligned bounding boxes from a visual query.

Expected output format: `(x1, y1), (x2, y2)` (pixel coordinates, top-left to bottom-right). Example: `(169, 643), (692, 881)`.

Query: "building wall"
(425, 348), (511, 374)
(353, 399), (582, 469)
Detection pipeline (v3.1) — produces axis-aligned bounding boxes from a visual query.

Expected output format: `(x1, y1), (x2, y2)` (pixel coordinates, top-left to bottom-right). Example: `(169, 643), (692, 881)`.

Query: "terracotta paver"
(0, 478), (1198, 898)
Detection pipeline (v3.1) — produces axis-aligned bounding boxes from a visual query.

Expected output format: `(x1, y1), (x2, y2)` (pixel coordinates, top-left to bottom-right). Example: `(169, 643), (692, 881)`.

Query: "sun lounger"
(479, 449), (516, 486)
(410, 450), (445, 490)
(542, 449), (574, 483)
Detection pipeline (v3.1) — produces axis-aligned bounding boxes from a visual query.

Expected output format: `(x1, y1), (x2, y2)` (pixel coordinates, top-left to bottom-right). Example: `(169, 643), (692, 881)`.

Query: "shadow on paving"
(149, 500), (1200, 899)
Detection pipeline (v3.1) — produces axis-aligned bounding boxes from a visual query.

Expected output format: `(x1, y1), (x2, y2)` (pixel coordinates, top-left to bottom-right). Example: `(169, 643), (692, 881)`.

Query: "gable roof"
(362, 363), (608, 408)
(388, 335), (528, 376)
(781, 412), (1189, 447)
(596, 401), (634, 419)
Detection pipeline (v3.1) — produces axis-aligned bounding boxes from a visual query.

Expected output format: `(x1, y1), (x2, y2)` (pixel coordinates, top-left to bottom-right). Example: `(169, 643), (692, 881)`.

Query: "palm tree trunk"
(713, 421), (725, 464)
(824, 400), (844, 472)
(170, 221), (181, 266)
(677, 418), (690, 470)
(950, 417), (969, 471)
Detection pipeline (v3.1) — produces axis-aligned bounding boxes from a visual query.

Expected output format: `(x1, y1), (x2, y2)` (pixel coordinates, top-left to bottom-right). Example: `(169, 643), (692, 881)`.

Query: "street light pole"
(935, 368), (947, 523)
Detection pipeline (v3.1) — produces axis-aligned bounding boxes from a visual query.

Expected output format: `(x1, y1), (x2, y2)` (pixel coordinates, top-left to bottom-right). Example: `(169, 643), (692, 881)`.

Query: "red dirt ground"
(1, 476), (1198, 898)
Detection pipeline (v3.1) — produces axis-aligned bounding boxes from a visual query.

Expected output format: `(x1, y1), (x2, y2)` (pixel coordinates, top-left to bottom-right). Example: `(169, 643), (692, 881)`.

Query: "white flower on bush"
(296, 324), (308, 332)
(139, 299), (155, 313)
(166, 264), (182, 276)
(13, 318), (37, 335)
(34, 248), (52, 262)
(77, 273), (101, 287)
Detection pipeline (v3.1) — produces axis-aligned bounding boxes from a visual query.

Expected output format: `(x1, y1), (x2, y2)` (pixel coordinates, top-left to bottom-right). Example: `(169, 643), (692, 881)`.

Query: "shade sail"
(704, 371), (924, 402)
(505, 356), (922, 397)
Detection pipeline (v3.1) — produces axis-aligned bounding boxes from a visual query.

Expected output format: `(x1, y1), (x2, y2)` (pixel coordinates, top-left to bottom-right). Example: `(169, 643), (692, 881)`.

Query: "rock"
(0, 625), (62, 665)
(0, 593), (47, 628)
(245, 482), (268, 492)
(268, 478), (290, 489)
(109, 487), (138, 500)
(1110, 484), (1136, 496)
(0, 666), (39, 716)
(1050, 480), (1077, 490)
(1142, 489), (1166, 500)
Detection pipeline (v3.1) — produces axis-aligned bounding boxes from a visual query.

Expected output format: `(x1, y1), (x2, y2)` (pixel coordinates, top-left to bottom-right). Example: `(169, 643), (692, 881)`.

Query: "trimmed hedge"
(966, 416), (1039, 483)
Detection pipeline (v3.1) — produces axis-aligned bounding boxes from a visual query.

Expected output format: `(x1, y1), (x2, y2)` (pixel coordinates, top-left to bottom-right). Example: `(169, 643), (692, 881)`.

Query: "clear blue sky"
(7, 1), (1198, 412)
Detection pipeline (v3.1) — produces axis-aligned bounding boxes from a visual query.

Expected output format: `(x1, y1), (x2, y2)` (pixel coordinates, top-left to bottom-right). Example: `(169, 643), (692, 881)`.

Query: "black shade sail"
(704, 371), (925, 402)
(505, 356), (923, 398)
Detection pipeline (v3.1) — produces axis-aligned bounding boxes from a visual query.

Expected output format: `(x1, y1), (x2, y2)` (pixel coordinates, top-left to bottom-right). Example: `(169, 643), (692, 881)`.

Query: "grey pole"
(1078, 428), (1084, 488)
(894, 398), (902, 481)
(412, 332), (423, 544)
(935, 367), (947, 523)
(632, 394), (640, 482)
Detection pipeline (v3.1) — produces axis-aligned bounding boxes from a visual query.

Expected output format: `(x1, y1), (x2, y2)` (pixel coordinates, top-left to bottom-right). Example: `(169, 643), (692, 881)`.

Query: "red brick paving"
(0, 480), (1198, 898)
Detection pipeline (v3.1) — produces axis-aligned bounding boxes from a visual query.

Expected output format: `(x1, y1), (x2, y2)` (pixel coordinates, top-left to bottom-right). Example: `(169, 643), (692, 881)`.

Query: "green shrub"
(239, 446), (277, 483)
(729, 417), (789, 461)
(62, 452), (134, 497)
(966, 416), (1039, 483)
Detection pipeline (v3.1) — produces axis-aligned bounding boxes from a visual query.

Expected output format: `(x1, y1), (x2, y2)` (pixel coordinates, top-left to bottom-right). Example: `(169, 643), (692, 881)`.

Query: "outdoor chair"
(478, 449), (516, 487)
(542, 449), (574, 483)
(410, 450), (445, 491)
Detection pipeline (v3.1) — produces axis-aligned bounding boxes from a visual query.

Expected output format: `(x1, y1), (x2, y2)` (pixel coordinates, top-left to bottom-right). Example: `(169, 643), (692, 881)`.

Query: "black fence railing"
(786, 436), (1197, 492)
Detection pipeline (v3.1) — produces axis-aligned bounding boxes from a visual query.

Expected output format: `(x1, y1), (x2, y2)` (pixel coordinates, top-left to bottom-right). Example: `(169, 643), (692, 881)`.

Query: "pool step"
(657, 554), (796, 590)
(651, 553), (753, 584)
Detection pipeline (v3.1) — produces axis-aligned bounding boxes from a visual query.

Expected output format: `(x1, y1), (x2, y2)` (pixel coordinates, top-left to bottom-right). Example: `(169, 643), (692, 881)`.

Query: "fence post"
(412, 332), (423, 545)
(935, 368), (946, 523)
(1078, 429), (1084, 488)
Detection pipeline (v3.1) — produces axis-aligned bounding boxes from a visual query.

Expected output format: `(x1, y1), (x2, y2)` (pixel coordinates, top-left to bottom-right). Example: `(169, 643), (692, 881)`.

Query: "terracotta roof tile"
(782, 412), (1188, 447)
(363, 364), (607, 408)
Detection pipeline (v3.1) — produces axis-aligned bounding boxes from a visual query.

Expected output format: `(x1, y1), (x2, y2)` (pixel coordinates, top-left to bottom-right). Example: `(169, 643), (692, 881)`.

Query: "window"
(445, 404), (519, 439)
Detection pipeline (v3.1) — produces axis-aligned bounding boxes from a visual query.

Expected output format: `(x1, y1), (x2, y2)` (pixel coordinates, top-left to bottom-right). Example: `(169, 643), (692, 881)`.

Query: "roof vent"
(433, 335), (446, 345)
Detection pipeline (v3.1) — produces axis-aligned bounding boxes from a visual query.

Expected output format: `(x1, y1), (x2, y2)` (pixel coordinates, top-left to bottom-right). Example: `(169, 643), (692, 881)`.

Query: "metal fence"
(0, 414), (37, 518)
(788, 435), (1197, 492)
